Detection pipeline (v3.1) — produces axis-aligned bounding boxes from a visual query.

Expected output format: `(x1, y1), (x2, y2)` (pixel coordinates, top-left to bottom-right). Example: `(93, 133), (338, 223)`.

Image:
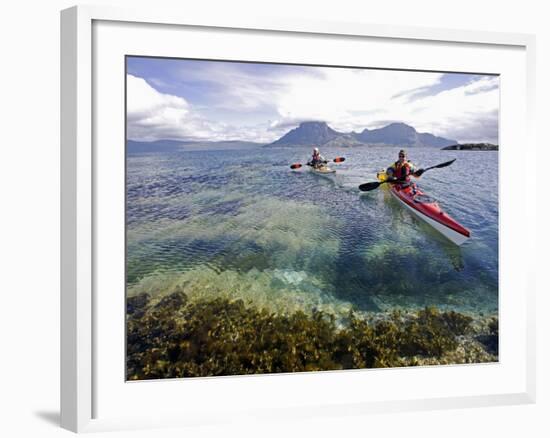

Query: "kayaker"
(386, 149), (418, 187)
(308, 147), (327, 169)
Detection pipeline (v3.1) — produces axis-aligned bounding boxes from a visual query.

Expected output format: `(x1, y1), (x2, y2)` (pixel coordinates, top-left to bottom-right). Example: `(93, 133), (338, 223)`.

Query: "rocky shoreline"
(441, 143), (498, 151)
(126, 290), (498, 380)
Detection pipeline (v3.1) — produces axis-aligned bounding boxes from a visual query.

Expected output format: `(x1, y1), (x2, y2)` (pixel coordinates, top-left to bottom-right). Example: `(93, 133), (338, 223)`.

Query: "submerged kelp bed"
(126, 290), (498, 380)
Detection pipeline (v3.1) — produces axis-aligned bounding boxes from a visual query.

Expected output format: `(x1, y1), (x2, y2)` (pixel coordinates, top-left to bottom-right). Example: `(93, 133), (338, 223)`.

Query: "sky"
(126, 56), (499, 144)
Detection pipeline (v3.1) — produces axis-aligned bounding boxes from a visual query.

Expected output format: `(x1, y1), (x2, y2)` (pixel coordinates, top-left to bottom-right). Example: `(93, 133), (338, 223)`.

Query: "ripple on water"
(127, 147), (498, 315)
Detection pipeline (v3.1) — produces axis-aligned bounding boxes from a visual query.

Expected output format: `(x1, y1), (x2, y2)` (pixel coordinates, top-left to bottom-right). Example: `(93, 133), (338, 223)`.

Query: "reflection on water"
(127, 146), (498, 317)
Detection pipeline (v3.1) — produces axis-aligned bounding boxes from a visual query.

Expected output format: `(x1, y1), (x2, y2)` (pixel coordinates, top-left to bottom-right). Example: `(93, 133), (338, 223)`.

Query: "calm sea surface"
(126, 146), (498, 317)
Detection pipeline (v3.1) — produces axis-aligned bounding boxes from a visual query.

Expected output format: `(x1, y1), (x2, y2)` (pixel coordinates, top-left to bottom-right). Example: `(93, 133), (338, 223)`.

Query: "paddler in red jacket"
(386, 149), (418, 186)
(308, 147), (327, 169)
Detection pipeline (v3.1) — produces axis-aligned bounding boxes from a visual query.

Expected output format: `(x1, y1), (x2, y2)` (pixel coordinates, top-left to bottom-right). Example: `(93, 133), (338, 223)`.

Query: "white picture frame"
(60, 4), (536, 433)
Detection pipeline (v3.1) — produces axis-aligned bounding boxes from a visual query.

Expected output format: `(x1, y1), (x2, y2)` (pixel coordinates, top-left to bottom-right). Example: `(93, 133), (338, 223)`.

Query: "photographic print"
(125, 56), (499, 380)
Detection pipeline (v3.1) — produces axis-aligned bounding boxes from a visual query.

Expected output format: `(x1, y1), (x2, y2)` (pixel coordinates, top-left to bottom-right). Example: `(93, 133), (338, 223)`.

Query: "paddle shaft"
(419, 158), (456, 174)
(358, 159), (456, 192)
(290, 157), (345, 169)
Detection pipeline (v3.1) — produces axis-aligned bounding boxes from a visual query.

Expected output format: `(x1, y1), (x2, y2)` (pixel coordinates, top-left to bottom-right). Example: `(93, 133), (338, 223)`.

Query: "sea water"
(126, 146), (498, 318)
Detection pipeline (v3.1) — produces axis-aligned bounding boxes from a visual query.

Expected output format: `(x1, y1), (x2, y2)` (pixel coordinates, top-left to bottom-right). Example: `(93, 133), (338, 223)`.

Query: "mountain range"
(127, 121), (457, 152)
(268, 121), (456, 148)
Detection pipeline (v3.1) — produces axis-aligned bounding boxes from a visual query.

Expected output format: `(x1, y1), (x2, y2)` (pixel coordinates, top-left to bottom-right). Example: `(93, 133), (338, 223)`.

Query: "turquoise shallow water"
(126, 146), (498, 317)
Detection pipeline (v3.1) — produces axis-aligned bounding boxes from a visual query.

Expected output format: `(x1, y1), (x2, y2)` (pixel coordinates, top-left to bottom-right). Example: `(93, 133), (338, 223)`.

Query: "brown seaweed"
(126, 291), (496, 380)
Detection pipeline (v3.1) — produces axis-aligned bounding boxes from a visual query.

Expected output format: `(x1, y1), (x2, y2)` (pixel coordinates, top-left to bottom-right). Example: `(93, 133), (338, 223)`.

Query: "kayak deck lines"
(389, 183), (471, 246)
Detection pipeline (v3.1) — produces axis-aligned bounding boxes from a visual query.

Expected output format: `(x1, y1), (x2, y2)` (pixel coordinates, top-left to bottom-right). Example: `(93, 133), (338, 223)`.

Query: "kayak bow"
(310, 165), (336, 175)
(377, 171), (470, 245)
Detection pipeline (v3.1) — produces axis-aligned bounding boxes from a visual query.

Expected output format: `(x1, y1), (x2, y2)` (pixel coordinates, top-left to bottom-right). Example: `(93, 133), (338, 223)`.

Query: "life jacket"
(389, 160), (414, 180)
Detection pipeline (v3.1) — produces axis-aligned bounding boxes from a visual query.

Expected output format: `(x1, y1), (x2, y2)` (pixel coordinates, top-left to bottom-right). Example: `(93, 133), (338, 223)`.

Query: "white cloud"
(275, 69), (444, 130)
(173, 63), (303, 112)
(127, 74), (192, 141)
(269, 70), (499, 142)
(400, 76), (500, 142)
(127, 74), (269, 142)
(128, 67), (499, 144)
(127, 74), (189, 123)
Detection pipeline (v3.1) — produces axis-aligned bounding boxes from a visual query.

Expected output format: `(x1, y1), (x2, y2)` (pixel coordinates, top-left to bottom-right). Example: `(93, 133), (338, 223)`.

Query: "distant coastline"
(127, 139), (499, 153)
(127, 120), (464, 152)
(127, 139), (264, 153)
(127, 122), (497, 153)
(442, 143), (498, 151)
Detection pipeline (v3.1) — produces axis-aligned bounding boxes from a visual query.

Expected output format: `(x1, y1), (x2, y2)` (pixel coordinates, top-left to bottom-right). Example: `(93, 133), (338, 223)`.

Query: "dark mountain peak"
(296, 121), (338, 136)
(355, 122), (417, 145)
(417, 131), (458, 147)
(387, 122), (411, 127)
(299, 120), (328, 128)
(381, 122), (416, 133)
(268, 120), (456, 148)
(269, 120), (340, 146)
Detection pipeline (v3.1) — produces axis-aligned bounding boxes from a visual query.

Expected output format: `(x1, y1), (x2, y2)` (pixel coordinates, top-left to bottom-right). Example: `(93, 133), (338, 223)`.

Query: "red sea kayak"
(380, 173), (471, 245)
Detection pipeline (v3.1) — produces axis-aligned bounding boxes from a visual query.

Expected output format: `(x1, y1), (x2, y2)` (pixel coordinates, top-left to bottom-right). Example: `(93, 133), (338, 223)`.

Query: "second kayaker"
(386, 149), (420, 187)
(308, 147), (327, 169)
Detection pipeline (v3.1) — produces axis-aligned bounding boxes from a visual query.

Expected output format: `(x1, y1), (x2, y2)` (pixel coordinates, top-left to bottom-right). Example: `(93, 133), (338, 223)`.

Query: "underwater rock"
(475, 316), (498, 355)
(126, 293), (151, 317)
(154, 289), (188, 313)
(475, 334), (498, 356)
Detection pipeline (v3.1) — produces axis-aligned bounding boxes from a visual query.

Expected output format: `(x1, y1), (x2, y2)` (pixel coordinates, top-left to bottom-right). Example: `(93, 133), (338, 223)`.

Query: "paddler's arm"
(385, 167), (398, 182)
(408, 162), (424, 177)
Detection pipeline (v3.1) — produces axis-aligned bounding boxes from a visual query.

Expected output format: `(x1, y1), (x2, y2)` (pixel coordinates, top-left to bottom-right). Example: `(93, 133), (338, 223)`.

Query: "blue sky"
(126, 56), (499, 143)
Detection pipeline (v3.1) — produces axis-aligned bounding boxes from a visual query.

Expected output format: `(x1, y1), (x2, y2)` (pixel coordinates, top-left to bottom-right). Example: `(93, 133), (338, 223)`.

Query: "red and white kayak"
(385, 180), (471, 246)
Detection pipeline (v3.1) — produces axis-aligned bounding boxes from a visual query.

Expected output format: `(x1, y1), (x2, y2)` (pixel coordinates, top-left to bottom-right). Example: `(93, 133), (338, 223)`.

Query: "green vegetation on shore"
(127, 290), (498, 380)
